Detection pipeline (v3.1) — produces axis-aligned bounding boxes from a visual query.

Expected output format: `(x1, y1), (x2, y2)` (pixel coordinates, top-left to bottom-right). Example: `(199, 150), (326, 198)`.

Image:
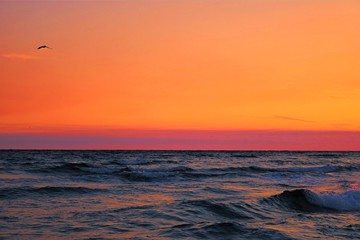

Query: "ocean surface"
(1, 150), (359, 239)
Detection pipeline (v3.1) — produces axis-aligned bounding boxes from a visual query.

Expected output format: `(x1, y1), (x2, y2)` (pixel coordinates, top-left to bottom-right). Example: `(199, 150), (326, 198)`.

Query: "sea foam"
(305, 190), (360, 211)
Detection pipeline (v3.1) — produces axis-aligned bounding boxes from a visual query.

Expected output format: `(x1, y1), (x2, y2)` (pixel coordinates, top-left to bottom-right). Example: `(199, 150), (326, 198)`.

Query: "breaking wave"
(265, 189), (360, 211)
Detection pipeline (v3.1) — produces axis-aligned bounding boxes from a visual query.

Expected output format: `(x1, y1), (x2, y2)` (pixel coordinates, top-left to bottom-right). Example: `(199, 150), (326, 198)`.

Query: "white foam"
(305, 190), (360, 211)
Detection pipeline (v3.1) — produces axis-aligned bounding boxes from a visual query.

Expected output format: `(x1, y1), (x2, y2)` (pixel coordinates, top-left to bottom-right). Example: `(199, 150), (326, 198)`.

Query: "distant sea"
(1, 150), (359, 239)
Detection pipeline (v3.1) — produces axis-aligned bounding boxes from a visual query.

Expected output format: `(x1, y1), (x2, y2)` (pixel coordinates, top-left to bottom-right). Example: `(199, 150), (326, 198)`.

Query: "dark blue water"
(1, 150), (360, 239)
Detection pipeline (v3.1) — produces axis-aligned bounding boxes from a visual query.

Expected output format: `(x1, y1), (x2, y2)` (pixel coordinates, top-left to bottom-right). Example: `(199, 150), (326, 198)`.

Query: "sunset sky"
(1, 0), (360, 150)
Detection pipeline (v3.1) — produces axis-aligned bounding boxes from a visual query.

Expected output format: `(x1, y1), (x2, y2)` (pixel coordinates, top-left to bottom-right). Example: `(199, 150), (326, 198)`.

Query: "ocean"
(0, 150), (359, 239)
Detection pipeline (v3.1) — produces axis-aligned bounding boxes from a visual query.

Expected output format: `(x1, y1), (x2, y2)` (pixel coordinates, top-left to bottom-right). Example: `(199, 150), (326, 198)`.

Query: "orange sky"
(1, 1), (360, 149)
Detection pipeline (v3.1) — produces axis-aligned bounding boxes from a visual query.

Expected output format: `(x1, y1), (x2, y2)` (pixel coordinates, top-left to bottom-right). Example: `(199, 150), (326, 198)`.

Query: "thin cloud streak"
(272, 115), (315, 123)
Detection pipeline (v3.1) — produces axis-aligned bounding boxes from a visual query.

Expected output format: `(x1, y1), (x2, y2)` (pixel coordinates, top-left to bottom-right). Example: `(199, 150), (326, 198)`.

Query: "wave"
(205, 164), (358, 175)
(120, 169), (174, 181)
(118, 166), (243, 181)
(243, 165), (357, 173)
(29, 186), (101, 194)
(231, 153), (258, 158)
(167, 222), (247, 239)
(183, 199), (254, 220)
(36, 162), (116, 175)
(32, 161), (359, 182)
(47, 162), (93, 172)
(113, 159), (175, 166)
(0, 186), (103, 199)
(269, 165), (351, 173)
(265, 189), (360, 211)
(305, 189), (360, 211)
(118, 166), (194, 181)
(307, 153), (343, 158)
(168, 221), (292, 239)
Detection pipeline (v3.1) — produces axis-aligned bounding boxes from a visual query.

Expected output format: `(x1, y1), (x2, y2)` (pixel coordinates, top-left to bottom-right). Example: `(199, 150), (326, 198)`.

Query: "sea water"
(0, 150), (359, 239)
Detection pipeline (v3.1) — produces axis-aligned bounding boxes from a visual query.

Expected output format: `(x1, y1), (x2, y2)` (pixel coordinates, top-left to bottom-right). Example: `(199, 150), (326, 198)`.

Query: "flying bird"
(37, 45), (52, 50)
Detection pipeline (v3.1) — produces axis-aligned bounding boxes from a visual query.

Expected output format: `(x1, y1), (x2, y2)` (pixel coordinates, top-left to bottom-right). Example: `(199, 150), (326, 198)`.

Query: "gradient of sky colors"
(1, 0), (360, 150)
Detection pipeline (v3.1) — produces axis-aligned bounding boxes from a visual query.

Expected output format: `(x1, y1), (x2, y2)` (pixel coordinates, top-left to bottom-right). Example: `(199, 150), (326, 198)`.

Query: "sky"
(0, 0), (360, 150)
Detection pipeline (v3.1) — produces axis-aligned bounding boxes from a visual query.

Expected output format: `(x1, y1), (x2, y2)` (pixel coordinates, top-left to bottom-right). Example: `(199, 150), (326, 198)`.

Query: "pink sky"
(1, 130), (359, 150)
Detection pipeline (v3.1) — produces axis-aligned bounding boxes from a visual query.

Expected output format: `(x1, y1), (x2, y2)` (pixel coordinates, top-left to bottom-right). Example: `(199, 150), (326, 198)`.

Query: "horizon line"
(1, 149), (359, 152)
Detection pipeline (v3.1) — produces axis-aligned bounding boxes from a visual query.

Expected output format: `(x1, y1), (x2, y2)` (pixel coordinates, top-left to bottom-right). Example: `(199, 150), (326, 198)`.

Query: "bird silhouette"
(37, 45), (52, 50)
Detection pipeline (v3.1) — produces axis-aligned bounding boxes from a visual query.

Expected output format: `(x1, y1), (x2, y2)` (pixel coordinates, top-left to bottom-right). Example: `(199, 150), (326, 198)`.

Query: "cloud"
(272, 115), (315, 123)
(323, 88), (360, 99)
(332, 123), (355, 129)
(1, 53), (39, 60)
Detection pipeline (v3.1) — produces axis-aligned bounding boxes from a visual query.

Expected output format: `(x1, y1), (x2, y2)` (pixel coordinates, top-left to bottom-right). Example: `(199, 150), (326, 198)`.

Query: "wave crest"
(266, 189), (360, 211)
(306, 190), (360, 211)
